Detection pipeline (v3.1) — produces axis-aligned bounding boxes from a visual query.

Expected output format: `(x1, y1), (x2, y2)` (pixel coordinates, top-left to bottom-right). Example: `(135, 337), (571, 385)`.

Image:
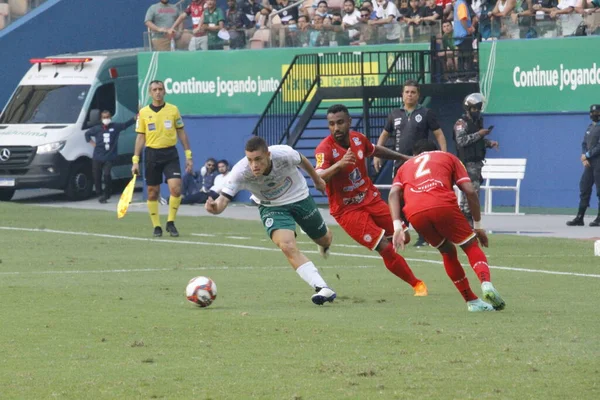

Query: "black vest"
(455, 114), (486, 163)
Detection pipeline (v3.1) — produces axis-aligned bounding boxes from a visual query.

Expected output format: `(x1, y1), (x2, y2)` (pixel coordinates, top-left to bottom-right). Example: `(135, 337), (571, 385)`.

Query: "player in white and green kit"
(205, 137), (336, 305)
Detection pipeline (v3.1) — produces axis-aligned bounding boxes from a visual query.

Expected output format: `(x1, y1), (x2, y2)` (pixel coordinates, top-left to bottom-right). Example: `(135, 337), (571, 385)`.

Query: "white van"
(0, 49), (140, 201)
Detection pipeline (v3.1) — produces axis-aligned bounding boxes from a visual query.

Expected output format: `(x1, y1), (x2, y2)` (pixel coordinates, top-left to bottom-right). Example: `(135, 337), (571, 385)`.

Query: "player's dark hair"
(402, 79), (420, 93)
(218, 159), (229, 167)
(149, 80), (164, 88)
(245, 136), (269, 153)
(326, 104), (350, 117)
(412, 139), (437, 155)
(101, 110), (111, 116)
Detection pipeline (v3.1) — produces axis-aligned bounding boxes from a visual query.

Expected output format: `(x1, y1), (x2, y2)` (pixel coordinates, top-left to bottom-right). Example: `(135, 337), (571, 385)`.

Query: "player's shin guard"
(463, 240), (491, 283)
(147, 200), (161, 227)
(379, 242), (419, 287)
(168, 195), (182, 222)
(441, 246), (477, 302)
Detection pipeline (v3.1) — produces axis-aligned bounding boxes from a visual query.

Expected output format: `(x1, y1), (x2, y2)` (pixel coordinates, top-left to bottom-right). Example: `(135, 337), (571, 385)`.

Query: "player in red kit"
(315, 104), (428, 297)
(389, 140), (506, 312)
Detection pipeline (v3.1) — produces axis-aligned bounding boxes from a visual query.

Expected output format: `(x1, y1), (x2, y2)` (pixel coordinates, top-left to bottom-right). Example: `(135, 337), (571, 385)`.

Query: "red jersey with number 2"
(315, 131), (378, 217)
(393, 151), (471, 219)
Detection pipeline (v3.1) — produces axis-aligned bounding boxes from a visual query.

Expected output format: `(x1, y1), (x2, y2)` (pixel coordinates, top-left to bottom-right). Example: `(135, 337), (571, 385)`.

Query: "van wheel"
(0, 188), (15, 201)
(65, 160), (93, 200)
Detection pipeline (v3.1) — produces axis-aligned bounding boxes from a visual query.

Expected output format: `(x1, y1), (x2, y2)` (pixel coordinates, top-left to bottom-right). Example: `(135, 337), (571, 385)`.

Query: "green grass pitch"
(0, 202), (598, 399)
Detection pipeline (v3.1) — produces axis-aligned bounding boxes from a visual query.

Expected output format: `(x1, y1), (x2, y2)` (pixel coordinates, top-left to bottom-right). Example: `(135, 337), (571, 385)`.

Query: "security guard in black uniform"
(375, 79), (447, 247)
(566, 104), (600, 227)
(453, 93), (498, 224)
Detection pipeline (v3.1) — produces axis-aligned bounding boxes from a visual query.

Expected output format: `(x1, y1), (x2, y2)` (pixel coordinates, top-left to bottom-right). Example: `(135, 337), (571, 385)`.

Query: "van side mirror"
(87, 109), (100, 127)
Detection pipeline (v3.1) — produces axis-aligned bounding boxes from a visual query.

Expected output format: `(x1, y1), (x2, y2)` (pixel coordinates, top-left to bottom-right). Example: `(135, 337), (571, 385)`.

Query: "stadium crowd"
(142, 0), (600, 51)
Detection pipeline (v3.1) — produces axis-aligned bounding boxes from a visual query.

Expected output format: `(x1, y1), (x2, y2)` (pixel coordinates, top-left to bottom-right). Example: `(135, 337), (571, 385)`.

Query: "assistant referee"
(132, 80), (194, 237)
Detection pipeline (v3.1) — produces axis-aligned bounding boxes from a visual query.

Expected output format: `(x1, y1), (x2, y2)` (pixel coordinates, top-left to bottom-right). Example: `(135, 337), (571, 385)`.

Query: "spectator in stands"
(437, 20), (458, 82)
(182, 169), (202, 203)
(242, 0), (262, 28)
(327, 11), (351, 45)
(310, 13), (330, 45)
(404, 0), (425, 26)
(290, 14), (312, 46)
(274, 0), (300, 25)
(145, 0), (188, 51)
(202, 0), (226, 50)
(369, 0), (402, 42)
(211, 160), (230, 195)
(531, 0), (558, 18)
(510, 0), (540, 39)
(579, 0), (600, 13)
(361, 0), (380, 19)
(225, 0), (249, 48)
(490, 0), (517, 38)
(172, 0), (208, 51)
(550, 0), (578, 35)
(422, 0), (443, 25)
(182, 159), (230, 204)
(200, 158), (219, 192)
(454, 0), (476, 82)
(342, 0), (362, 41)
(357, 7), (378, 42)
(316, 0), (332, 20)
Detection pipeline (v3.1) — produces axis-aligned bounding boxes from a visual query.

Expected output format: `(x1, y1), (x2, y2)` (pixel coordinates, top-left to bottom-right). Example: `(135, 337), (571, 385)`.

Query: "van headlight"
(37, 141), (66, 154)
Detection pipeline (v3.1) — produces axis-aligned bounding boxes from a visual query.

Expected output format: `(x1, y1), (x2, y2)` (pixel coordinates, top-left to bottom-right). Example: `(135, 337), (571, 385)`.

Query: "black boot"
(566, 207), (586, 226)
(590, 211), (600, 227)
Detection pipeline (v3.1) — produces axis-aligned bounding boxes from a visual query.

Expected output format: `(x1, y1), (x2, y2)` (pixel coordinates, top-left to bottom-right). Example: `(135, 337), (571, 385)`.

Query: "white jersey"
(221, 145), (310, 207)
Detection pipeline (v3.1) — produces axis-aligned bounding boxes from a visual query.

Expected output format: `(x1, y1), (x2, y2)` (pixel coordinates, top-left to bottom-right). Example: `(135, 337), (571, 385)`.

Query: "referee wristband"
(185, 149), (193, 160)
(393, 220), (404, 232)
(132, 155), (140, 163)
(473, 220), (483, 230)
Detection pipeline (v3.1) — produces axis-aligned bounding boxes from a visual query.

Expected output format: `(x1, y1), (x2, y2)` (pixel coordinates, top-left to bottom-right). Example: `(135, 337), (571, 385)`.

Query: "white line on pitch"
(2, 226), (599, 279)
(0, 265), (377, 276)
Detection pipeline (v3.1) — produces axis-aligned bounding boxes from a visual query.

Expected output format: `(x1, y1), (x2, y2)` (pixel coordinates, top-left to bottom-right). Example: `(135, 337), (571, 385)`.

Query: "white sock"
(296, 261), (327, 289)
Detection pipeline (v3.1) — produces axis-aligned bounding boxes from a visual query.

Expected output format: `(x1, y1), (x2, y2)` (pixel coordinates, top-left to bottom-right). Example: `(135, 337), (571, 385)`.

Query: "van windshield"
(0, 85), (90, 124)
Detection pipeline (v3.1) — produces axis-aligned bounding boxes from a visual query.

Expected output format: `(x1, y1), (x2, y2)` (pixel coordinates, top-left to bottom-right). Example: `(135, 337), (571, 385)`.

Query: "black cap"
(591, 104), (600, 112)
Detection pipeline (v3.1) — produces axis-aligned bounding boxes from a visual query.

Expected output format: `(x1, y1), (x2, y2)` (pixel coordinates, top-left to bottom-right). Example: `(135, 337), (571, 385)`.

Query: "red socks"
(379, 242), (419, 287)
(463, 241), (491, 283)
(441, 246), (477, 302)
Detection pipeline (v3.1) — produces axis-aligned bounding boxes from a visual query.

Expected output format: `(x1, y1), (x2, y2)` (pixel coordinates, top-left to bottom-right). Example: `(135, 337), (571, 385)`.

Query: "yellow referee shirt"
(136, 103), (184, 149)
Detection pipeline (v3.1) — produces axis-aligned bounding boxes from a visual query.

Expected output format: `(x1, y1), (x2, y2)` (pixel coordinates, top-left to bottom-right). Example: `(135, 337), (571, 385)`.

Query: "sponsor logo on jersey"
(316, 153), (325, 168)
(260, 176), (293, 200)
(343, 168), (365, 192)
(342, 191), (366, 205)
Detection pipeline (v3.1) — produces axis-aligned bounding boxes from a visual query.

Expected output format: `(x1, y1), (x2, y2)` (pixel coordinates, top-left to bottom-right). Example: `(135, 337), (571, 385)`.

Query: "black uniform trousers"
(579, 159), (600, 208)
(93, 159), (113, 198)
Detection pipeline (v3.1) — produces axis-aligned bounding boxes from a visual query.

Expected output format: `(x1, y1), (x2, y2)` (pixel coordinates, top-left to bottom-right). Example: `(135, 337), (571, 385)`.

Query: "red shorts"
(334, 198), (393, 251)
(408, 206), (475, 248)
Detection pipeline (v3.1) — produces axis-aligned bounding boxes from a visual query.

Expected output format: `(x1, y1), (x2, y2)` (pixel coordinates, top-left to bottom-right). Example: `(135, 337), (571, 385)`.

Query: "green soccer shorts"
(258, 196), (328, 240)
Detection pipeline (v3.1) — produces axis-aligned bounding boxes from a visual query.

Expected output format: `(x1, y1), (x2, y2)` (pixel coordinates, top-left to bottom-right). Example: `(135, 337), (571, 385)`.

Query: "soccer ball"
(185, 276), (217, 307)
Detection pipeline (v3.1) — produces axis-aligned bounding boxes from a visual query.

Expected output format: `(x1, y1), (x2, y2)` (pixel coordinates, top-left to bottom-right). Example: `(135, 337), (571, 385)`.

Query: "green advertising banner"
(138, 43), (428, 116)
(479, 36), (600, 114)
